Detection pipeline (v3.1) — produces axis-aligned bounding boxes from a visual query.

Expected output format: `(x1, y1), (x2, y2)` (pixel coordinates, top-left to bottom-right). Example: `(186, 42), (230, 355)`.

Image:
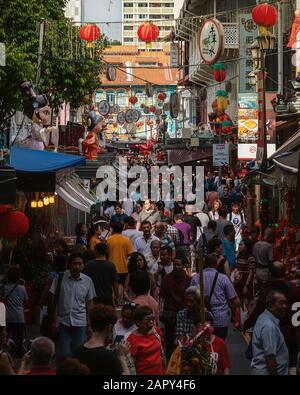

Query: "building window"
(138, 2), (148, 7)
(124, 37), (134, 42)
(124, 14), (133, 19)
(74, 7), (79, 16)
(117, 90), (126, 107)
(139, 14), (147, 19)
(124, 26), (134, 30)
(149, 15), (161, 19)
(124, 2), (133, 7)
(163, 15), (173, 20)
(106, 91), (116, 105)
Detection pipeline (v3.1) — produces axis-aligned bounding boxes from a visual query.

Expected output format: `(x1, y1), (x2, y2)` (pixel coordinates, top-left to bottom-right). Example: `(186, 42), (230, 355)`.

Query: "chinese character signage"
(213, 144), (229, 166)
(239, 14), (258, 93)
(170, 43), (179, 68)
(198, 19), (224, 65)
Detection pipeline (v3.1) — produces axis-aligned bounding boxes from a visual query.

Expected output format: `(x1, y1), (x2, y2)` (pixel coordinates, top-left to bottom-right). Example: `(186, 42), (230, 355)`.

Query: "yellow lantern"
(31, 200), (37, 208)
(43, 196), (49, 206)
(37, 199), (44, 208)
(49, 195), (55, 204)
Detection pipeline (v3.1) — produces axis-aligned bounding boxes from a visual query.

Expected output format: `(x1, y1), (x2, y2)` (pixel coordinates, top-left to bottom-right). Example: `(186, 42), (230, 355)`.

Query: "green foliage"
(0, 0), (106, 129)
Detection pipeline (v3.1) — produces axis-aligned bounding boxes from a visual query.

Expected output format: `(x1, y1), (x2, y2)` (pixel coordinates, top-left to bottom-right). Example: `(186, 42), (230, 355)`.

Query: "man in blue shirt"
(251, 290), (289, 375)
(222, 224), (236, 269)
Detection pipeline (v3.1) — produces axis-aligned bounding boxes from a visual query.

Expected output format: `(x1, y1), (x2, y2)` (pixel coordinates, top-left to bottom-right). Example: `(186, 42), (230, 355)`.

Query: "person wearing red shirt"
(159, 253), (191, 359)
(18, 337), (56, 375)
(127, 305), (166, 375)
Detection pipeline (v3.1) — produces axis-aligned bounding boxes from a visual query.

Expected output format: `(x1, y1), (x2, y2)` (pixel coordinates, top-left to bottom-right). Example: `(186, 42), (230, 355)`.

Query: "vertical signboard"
(170, 42), (179, 68)
(239, 14), (258, 93)
(256, 70), (265, 165)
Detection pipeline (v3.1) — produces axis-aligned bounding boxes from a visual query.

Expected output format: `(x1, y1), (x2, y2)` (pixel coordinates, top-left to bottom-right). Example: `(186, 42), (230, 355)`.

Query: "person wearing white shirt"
(133, 221), (159, 256)
(227, 202), (246, 251)
(122, 217), (143, 245)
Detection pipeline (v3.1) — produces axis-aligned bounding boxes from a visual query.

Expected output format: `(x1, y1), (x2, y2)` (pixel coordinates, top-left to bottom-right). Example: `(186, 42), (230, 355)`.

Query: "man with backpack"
(227, 202), (246, 251)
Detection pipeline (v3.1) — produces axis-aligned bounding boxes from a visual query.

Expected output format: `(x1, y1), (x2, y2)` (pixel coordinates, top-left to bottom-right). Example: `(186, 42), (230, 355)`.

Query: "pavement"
(227, 325), (251, 375)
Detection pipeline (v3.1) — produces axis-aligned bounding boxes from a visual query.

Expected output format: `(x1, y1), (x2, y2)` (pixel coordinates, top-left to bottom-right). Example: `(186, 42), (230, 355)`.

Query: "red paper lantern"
(129, 96), (138, 105)
(252, 3), (278, 28)
(137, 22), (160, 47)
(150, 105), (156, 113)
(79, 24), (101, 47)
(158, 92), (167, 101)
(0, 210), (29, 241)
(0, 204), (13, 215)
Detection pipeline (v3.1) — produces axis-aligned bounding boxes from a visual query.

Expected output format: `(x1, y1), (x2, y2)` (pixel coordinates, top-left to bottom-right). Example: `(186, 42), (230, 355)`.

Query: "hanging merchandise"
(170, 92), (180, 118)
(216, 90), (229, 112)
(82, 111), (107, 160)
(98, 100), (110, 116)
(145, 83), (154, 98)
(129, 96), (138, 105)
(143, 106), (150, 114)
(252, 2), (278, 34)
(158, 92), (167, 101)
(137, 22), (160, 48)
(79, 24), (101, 47)
(213, 62), (226, 82)
(156, 109), (162, 116)
(150, 106), (157, 114)
(117, 111), (126, 125)
(287, 10), (300, 49)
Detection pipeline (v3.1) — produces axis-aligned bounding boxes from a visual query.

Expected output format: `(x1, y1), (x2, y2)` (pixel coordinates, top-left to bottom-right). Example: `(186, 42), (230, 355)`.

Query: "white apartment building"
(64, 0), (82, 22)
(122, 1), (175, 49)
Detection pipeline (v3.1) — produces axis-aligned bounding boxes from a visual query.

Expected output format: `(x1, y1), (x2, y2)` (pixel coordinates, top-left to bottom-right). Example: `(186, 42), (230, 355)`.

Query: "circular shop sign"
(117, 111), (125, 125)
(125, 109), (135, 124)
(170, 92), (179, 119)
(98, 100), (110, 116)
(131, 109), (140, 123)
(198, 18), (224, 65)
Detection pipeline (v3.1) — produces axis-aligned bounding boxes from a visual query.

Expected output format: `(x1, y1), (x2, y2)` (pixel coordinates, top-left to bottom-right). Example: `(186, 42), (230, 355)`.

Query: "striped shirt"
(4, 284), (28, 324)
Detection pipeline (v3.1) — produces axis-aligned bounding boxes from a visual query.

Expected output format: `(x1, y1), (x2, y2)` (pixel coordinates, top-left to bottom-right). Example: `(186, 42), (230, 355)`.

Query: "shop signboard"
(213, 143), (229, 166)
(239, 14), (258, 93)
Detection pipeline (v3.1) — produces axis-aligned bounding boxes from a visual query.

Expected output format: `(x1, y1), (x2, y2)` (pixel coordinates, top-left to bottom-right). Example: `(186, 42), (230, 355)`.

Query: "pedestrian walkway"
(227, 325), (250, 375)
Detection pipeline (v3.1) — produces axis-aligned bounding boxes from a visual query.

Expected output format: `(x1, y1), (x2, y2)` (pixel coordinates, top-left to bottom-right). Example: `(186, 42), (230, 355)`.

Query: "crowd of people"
(0, 171), (299, 375)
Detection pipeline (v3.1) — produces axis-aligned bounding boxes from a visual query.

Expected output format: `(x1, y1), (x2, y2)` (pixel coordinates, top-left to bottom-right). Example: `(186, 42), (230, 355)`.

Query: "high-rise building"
(122, 1), (175, 50)
(64, 0), (82, 22)
(81, 0), (123, 43)
(174, 0), (184, 19)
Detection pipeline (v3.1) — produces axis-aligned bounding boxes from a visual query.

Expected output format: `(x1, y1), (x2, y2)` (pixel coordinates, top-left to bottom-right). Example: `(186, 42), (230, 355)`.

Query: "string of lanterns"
(30, 193), (55, 209)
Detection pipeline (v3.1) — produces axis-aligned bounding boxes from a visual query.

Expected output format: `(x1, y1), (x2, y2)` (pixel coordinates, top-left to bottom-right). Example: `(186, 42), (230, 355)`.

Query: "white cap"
(0, 303), (6, 327)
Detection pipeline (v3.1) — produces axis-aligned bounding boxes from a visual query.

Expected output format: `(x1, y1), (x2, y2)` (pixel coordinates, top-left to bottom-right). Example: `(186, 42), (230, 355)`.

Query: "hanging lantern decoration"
(150, 105), (156, 113)
(137, 22), (160, 49)
(0, 210), (29, 241)
(49, 195), (55, 204)
(216, 90), (229, 112)
(129, 96), (138, 105)
(213, 63), (226, 82)
(79, 24), (101, 48)
(252, 2), (278, 34)
(158, 92), (167, 101)
(222, 120), (232, 135)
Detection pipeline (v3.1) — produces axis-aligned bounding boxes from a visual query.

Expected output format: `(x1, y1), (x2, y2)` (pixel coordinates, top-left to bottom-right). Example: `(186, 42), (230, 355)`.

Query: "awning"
(272, 151), (299, 174)
(56, 172), (97, 214)
(269, 130), (300, 174)
(10, 146), (85, 172)
(167, 147), (212, 165)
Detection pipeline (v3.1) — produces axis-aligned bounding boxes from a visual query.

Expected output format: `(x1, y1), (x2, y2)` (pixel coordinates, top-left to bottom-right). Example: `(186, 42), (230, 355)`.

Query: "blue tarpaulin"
(10, 146), (86, 173)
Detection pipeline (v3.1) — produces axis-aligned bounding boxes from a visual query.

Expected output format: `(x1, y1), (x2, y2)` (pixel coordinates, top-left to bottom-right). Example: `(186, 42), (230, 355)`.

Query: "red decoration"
(137, 22), (160, 46)
(0, 204), (13, 215)
(129, 96), (138, 105)
(150, 105), (156, 113)
(252, 3), (278, 28)
(79, 24), (101, 47)
(0, 210), (29, 241)
(287, 12), (300, 49)
(158, 92), (167, 101)
(139, 139), (155, 157)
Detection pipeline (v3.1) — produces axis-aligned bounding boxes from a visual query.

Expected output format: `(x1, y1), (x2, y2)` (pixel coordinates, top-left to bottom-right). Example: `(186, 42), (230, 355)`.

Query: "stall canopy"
(10, 146), (85, 172)
(270, 130), (300, 174)
(10, 146), (96, 213)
